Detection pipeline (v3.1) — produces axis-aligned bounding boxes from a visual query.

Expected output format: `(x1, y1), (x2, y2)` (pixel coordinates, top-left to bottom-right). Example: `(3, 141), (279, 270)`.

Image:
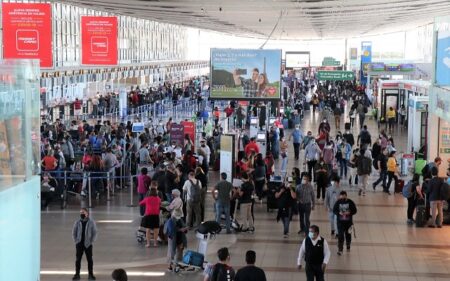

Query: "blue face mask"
(308, 232), (315, 239)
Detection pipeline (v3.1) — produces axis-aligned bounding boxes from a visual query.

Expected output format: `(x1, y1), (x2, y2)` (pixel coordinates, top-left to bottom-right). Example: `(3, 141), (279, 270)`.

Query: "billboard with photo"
(210, 49), (281, 100)
(285, 52), (310, 68)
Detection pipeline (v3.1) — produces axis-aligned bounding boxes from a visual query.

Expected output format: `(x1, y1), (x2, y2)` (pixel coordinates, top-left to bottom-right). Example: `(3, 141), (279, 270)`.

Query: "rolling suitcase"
(267, 178), (282, 212)
(182, 250), (204, 267)
(345, 122), (351, 130)
(395, 179), (404, 193)
(415, 198), (427, 227)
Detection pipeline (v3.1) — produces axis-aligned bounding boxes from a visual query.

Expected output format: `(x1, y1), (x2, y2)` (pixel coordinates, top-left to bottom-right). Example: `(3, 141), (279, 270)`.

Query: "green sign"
(322, 57), (341, 66)
(317, 71), (355, 81)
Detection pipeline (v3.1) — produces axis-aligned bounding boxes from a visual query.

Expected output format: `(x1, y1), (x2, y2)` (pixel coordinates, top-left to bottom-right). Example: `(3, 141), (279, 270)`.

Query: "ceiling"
(60, 0), (450, 39)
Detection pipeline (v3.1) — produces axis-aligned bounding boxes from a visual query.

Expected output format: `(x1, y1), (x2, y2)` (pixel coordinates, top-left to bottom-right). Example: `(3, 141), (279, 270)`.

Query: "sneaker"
(88, 275), (96, 281)
(331, 230), (335, 236)
(347, 246), (351, 252)
(72, 275), (80, 281)
(298, 230), (304, 235)
(362, 192), (366, 196)
(372, 184), (376, 191)
(437, 225), (442, 228)
(283, 234), (288, 238)
(334, 234), (339, 239)
(428, 225), (436, 228)
(358, 190), (362, 196)
(337, 251), (342, 256)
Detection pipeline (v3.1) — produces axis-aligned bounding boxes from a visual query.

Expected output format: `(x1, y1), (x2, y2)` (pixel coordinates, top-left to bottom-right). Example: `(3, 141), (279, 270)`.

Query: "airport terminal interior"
(1, 1), (450, 281)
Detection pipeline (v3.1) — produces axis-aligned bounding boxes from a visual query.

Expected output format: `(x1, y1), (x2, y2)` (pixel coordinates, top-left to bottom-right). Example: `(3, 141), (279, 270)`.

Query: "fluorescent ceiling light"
(97, 220), (133, 223)
(41, 270), (165, 277)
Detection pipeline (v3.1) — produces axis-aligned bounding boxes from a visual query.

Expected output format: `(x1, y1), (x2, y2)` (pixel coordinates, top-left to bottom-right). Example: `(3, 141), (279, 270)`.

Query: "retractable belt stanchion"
(88, 175), (93, 209)
(127, 155), (137, 207)
(107, 171), (111, 201)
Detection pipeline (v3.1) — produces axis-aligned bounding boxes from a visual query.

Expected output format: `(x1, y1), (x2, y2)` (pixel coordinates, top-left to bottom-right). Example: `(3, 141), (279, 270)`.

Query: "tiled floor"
(41, 108), (450, 281)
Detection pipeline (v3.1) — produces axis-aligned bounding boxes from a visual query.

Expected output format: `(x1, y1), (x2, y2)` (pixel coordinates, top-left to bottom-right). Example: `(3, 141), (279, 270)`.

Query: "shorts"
(141, 214), (160, 229)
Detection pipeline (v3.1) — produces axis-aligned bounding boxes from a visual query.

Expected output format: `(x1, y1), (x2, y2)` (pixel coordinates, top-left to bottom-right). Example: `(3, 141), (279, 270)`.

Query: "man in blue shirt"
(289, 125), (303, 160)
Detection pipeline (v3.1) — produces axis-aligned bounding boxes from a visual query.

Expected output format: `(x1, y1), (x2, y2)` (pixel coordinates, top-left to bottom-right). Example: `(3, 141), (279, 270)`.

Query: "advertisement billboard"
(435, 30), (450, 86)
(285, 52), (310, 68)
(2, 3), (53, 68)
(81, 16), (118, 65)
(360, 41), (372, 84)
(210, 49), (281, 100)
(350, 48), (358, 60)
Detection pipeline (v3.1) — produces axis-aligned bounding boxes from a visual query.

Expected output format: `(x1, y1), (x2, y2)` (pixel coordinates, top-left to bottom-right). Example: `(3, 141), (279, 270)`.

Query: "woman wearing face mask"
(279, 137), (289, 177)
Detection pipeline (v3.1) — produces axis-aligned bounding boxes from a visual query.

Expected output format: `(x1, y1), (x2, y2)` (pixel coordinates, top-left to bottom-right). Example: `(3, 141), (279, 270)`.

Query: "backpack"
(163, 217), (176, 239)
(212, 263), (235, 281)
(373, 156), (379, 170)
(402, 181), (413, 198)
(189, 180), (201, 204)
(357, 156), (372, 175)
(440, 182), (450, 200)
(363, 106), (368, 114)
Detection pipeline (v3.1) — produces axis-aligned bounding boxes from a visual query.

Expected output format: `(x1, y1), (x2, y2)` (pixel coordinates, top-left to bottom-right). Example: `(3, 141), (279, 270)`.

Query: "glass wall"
(0, 59), (41, 281)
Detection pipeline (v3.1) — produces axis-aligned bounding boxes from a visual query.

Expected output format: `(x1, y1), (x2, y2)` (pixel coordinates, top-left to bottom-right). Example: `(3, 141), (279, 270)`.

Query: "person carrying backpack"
(182, 171), (202, 228)
(356, 149), (372, 196)
(211, 247), (235, 281)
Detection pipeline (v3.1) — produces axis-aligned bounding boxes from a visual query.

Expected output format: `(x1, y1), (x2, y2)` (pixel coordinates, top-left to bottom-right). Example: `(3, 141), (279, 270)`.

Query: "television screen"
(257, 133), (266, 141)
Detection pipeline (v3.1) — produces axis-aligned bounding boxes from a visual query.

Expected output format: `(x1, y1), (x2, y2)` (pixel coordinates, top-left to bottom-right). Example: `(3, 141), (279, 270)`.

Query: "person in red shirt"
(137, 167), (152, 216)
(139, 188), (161, 247)
(224, 105), (234, 118)
(244, 137), (260, 157)
(42, 150), (58, 171)
(74, 98), (82, 117)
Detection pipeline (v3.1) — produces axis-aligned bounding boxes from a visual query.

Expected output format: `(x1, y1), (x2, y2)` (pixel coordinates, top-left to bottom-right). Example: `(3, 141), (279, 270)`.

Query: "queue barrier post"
(106, 171), (111, 201)
(88, 175), (93, 209)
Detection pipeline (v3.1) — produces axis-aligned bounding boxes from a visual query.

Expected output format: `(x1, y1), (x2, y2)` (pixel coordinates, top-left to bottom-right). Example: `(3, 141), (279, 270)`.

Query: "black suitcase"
(416, 204), (427, 227)
(345, 122), (351, 130)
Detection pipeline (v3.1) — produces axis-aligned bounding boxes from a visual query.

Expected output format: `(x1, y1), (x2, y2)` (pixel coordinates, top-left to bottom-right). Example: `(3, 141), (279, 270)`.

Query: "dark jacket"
(333, 198), (357, 224)
(428, 177), (443, 201)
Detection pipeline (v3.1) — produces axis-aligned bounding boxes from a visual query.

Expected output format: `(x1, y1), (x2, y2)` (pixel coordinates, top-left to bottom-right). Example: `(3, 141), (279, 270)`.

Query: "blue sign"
(436, 30), (450, 86)
(360, 41), (372, 84)
(132, 122), (145, 133)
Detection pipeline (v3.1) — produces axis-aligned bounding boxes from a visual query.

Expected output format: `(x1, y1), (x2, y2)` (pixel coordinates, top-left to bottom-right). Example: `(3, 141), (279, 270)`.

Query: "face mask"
(201, 144), (206, 147)
(302, 180), (307, 185)
(308, 232), (315, 239)
(80, 214), (86, 220)
(330, 181), (335, 187)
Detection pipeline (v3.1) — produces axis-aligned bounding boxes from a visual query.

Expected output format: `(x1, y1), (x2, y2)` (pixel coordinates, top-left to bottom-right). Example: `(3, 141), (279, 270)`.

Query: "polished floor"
(41, 108), (450, 281)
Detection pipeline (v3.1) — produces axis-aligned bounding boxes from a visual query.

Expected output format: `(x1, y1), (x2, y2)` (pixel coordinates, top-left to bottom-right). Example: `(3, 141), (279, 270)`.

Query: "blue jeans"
(215, 202), (231, 233)
(298, 203), (312, 232)
(282, 216), (290, 235)
(139, 193), (145, 216)
(339, 159), (348, 178)
(373, 170), (387, 191)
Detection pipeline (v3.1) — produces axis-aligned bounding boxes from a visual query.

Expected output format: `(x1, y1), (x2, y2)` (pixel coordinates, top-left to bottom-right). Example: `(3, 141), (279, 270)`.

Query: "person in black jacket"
(235, 250), (266, 281)
(333, 191), (357, 255)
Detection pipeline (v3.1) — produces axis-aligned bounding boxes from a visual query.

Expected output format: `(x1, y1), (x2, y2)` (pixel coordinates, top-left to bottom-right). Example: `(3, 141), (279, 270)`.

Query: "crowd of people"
(39, 73), (450, 281)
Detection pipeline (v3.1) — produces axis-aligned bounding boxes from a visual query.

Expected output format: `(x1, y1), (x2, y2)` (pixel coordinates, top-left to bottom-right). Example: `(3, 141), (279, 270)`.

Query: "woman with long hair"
(195, 166), (208, 221)
(253, 155), (267, 201)
(257, 73), (268, 97)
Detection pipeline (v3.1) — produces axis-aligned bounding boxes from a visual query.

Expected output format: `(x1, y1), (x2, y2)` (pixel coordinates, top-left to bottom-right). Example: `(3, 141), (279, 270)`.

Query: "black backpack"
(212, 263), (235, 281)
(357, 156), (372, 175)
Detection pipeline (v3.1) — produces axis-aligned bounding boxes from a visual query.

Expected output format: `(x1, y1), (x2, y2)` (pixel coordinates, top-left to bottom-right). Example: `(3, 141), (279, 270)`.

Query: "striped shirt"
(295, 183), (315, 207)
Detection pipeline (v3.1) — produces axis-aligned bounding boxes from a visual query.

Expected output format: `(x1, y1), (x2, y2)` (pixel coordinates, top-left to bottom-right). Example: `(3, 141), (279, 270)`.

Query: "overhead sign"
(285, 52), (310, 68)
(210, 48), (282, 100)
(435, 30), (450, 86)
(2, 3), (53, 68)
(322, 57), (341, 66)
(317, 71), (355, 81)
(81, 16), (118, 65)
(360, 41), (372, 84)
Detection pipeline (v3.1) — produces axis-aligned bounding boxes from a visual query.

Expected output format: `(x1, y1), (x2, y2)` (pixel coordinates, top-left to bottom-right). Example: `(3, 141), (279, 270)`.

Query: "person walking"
(72, 208), (97, 281)
(289, 125), (303, 160)
(386, 151), (399, 195)
(333, 191), (357, 255)
(297, 225), (331, 281)
(304, 139), (321, 181)
(139, 188), (161, 247)
(325, 176), (343, 238)
(235, 250), (267, 281)
(211, 247), (236, 281)
(406, 174), (422, 224)
(314, 159), (329, 201)
(275, 181), (296, 238)
(356, 149), (372, 196)
(213, 173), (233, 234)
(386, 106), (396, 133)
(183, 171), (203, 229)
(279, 137), (289, 177)
(372, 148), (388, 193)
(293, 174), (315, 235)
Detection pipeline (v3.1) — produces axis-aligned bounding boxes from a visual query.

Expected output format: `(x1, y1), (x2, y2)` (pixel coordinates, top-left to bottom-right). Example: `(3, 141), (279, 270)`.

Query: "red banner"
(181, 121), (196, 150)
(2, 3), (53, 68)
(81, 16), (118, 65)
